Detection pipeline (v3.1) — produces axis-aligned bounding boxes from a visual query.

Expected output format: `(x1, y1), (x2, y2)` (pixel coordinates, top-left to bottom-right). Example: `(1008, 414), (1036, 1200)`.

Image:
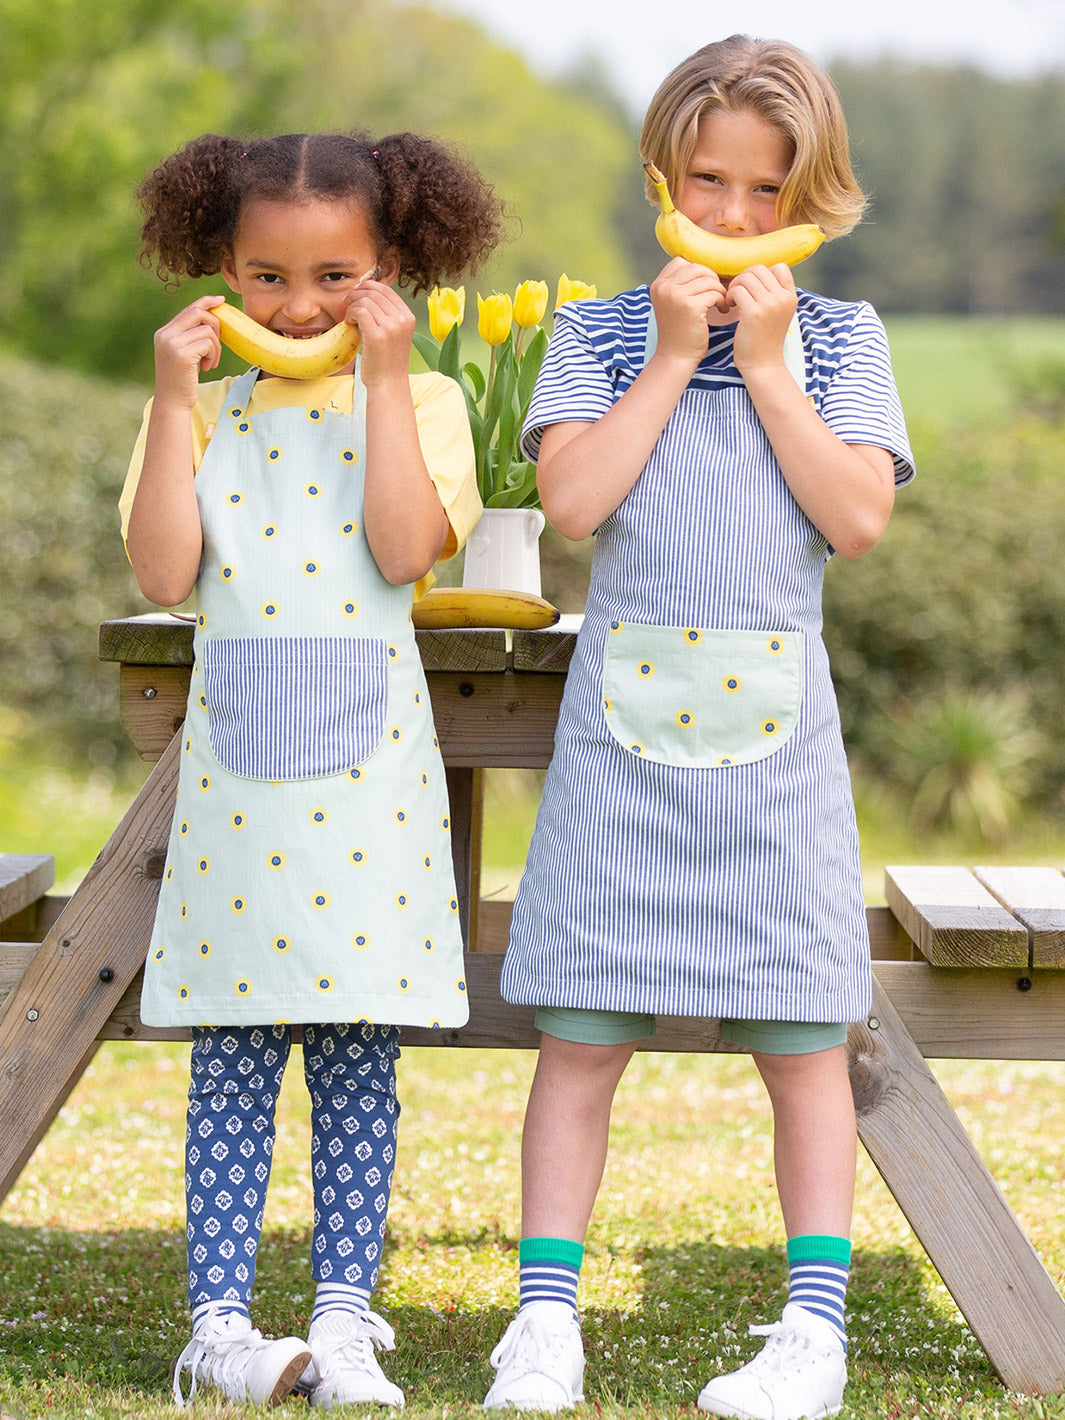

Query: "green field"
(886, 315), (1065, 427)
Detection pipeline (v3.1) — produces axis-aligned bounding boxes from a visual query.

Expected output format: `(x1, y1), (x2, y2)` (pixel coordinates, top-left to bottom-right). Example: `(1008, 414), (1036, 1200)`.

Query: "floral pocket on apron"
(601, 623), (803, 768)
(202, 635), (388, 780)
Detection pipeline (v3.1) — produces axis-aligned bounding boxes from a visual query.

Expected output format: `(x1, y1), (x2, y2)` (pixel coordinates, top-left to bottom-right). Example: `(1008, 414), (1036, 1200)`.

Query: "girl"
(483, 36), (913, 1420)
(122, 130), (501, 1408)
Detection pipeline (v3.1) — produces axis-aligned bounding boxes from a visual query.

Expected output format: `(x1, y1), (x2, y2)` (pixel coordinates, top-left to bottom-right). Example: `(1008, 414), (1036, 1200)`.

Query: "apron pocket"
(202, 635), (388, 780)
(602, 623), (803, 768)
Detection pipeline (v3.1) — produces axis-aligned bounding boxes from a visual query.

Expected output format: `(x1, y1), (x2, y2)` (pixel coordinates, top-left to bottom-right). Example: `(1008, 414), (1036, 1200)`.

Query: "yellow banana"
(643, 163), (823, 277)
(213, 302), (361, 379)
(412, 587), (561, 631)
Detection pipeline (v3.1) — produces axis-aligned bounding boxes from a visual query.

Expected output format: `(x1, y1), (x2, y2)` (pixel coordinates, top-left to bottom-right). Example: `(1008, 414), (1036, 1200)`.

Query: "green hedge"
(0, 354), (149, 765)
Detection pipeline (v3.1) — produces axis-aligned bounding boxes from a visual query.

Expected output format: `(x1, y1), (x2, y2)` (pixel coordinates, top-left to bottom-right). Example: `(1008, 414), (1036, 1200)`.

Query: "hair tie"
(372, 150), (380, 162)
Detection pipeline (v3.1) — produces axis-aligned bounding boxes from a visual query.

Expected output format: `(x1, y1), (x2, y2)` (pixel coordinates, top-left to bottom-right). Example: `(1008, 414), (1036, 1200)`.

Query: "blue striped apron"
(141, 367), (468, 1028)
(502, 322), (870, 1023)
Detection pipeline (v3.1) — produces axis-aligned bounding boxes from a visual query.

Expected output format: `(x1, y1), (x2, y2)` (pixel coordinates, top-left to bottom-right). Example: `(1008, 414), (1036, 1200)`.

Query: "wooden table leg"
(445, 765), (483, 951)
(851, 975), (1065, 1395)
(0, 733), (180, 1206)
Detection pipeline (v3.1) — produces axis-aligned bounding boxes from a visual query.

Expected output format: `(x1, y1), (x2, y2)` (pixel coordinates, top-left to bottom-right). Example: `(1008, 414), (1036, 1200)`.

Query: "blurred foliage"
(0, 0), (631, 383)
(0, 355), (147, 766)
(812, 63), (1065, 315)
(821, 402), (1065, 831)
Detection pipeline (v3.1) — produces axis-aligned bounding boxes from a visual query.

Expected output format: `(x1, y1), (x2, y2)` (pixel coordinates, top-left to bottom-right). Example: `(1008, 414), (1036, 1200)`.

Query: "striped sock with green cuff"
(786, 1233), (851, 1349)
(518, 1237), (584, 1315)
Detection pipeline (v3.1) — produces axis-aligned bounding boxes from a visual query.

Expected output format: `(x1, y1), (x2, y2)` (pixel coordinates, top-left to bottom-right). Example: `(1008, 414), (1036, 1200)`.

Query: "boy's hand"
(649, 257), (729, 368)
(153, 295), (225, 409)
(726, 263), (798, 378)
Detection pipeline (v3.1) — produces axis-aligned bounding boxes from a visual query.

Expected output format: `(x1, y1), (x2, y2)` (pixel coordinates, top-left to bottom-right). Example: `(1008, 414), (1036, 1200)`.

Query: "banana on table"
(412, 587), (560, 630)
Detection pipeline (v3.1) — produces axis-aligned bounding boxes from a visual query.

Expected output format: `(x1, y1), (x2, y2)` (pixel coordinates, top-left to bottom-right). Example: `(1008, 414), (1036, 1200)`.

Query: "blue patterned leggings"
(185, 1022), (401, 1310)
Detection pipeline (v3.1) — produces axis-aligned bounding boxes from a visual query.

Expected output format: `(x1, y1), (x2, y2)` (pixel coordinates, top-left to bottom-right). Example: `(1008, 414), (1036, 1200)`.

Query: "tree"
(0, 0), (633, 382)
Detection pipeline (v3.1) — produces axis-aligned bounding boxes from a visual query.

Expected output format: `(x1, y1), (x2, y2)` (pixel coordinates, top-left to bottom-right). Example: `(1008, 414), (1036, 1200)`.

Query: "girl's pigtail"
(373, 134), (504, 295)
(137, 134), (246, 283)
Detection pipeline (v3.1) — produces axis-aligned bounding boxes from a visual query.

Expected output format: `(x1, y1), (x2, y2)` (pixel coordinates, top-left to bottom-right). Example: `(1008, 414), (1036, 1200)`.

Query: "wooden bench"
(3, 615), (1065, 1396)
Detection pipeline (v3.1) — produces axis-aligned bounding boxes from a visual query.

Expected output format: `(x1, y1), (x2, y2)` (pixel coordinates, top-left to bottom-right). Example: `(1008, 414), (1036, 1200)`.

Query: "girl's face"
(221, 196), (397, 367)
(679, 107), (793, 242)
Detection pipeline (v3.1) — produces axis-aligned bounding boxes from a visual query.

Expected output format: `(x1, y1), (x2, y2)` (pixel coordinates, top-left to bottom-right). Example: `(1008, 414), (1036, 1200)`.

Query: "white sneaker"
(484, 1300), (585, 1412)
(171, 1305), (311, 1407)
(297, 1310), (405, 1409)
(697, 1303), (846, 1420)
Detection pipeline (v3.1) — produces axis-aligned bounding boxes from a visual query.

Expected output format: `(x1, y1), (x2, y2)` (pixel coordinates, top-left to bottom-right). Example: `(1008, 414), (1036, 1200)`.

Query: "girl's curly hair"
(137, 130), (504, 295)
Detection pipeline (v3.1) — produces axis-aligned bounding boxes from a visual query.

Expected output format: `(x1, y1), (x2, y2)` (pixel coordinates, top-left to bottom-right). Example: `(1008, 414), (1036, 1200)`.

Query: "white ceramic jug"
(462, 506), (546, 596)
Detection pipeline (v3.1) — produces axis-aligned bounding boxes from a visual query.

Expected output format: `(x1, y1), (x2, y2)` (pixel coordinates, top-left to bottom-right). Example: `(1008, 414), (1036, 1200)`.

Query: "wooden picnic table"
(3, 613), (1065, 1395)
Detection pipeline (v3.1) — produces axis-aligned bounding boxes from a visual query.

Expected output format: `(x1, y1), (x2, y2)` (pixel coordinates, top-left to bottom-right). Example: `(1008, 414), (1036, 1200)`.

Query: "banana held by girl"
(643, 162), (824, 277)
(212, 302), (361, 379)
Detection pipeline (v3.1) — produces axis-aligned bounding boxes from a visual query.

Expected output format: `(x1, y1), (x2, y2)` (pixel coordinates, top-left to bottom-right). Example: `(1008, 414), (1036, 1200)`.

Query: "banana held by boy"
(213, 302), (361, 379)
(412, 587), (560, 631)
(643, 163), (824, 277)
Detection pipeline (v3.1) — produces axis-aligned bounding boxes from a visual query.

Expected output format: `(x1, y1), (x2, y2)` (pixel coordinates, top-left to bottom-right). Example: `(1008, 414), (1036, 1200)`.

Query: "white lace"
(172, 1307), (268, 1407)
(313, 1309), (396, 1384)
(490, 1307), (574, 1376)
(742, 1317), (833, 1378)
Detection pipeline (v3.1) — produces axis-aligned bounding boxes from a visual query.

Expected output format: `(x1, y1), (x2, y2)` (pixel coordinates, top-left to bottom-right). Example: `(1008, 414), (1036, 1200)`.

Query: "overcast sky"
(432, 0), (1065, 114)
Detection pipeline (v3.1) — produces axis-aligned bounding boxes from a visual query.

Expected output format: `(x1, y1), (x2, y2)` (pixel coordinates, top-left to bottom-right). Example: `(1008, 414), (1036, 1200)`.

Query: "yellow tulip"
(427, 285), (465, 341)
(477, 292), (513, 346)
(513, 279), (549, 329)
(555, 274), (598, 308)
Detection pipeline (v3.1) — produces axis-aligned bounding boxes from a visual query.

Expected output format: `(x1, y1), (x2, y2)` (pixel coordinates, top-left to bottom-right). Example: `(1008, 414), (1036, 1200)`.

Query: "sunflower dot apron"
(141, 367), (468, 1029)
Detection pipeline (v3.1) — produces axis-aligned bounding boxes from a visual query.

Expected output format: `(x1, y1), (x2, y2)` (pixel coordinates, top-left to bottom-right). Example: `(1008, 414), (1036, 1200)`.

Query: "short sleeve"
(411, 371), (480, 560)
(118, 382), (231, 546)
(520, 307), (618, 463)
(817, 304), (915, 487)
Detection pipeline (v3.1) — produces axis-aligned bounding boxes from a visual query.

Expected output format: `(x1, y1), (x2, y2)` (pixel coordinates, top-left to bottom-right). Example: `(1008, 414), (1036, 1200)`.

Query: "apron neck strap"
(642, 303), (808, 397)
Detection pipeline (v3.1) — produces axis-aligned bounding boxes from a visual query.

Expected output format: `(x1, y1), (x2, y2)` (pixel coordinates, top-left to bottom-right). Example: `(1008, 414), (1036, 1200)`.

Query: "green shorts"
(534, 1006), (847, 1055)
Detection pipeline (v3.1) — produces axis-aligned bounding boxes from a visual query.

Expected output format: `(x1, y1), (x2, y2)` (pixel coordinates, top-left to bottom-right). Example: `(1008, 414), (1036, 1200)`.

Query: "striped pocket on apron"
(202, 635), (388, 780)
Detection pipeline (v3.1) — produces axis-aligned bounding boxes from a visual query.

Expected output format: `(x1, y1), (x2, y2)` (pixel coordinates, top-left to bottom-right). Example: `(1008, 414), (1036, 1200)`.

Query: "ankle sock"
(311, 1282), (373, 1327)
(518, 1236), (584, 1314)
(191, 1299), (250, 1332)
(786, 1234), (851, 1350)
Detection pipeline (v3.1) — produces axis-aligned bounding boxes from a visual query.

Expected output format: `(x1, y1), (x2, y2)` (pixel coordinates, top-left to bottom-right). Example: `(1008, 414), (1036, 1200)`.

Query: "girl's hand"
(725, 262), (798, 379)
(343, 277), (415, 388)
(152, 294), (225, 410)
(648, 257), (729, 369)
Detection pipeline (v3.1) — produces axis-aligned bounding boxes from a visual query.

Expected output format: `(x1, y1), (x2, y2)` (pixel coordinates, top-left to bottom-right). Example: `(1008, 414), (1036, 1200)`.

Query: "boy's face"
(679, 107), (792, 246)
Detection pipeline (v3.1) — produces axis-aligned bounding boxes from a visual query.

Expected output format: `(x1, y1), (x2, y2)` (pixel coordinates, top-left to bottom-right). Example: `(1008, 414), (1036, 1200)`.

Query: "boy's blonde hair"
(640, 35), (866, 239)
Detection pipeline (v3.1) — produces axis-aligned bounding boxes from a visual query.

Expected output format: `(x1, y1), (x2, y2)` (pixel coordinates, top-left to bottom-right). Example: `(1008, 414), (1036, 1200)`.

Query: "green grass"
(884, 316), (1065, 428)
(4, 1043), (1065, 1417)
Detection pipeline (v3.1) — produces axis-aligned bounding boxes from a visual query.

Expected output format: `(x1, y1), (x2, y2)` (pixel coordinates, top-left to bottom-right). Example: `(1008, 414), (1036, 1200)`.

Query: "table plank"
(885, 864), (1029, 967)
(974, 864), (1065, 968)
(0, 855), (55, 925)
(511, 617), (581, 673)
(103, 612), (513, 673)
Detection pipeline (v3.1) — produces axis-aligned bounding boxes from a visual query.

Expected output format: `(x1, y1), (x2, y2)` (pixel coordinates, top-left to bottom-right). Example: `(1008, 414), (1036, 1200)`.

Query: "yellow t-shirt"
(119, 370), (480, 574)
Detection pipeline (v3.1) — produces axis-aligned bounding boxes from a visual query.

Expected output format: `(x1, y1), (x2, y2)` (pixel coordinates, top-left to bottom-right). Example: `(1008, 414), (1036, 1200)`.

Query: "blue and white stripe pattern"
(519, 1257), (582, 1313)
(203, 635), (388, 780)
(502, 287), (913, 1024)
(521, 287), (914, 489)
(788, 1256), (850, 1346)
